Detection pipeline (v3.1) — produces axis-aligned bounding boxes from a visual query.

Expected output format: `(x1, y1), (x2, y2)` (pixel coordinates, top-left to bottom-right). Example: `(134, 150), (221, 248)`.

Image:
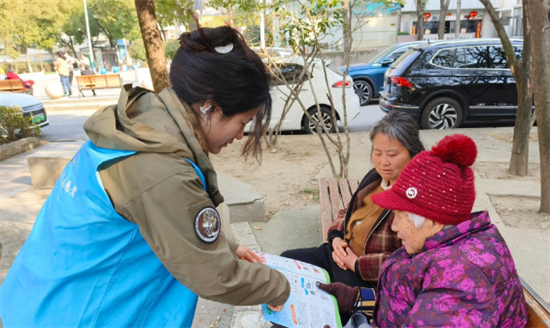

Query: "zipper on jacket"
(363, 210), (391, 254)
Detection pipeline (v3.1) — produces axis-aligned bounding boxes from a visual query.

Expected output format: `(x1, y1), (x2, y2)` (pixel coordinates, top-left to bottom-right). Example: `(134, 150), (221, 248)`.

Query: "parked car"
(0, 93), (49, 127)
(249, 56), (360, 134)
(340, 41), (426, 106)
(379, 38), (524, 129)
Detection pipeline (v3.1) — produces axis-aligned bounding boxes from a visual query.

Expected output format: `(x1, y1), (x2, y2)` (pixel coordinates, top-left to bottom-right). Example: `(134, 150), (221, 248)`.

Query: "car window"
(455, 46), (490, 69)
(271, 63), (304, 85)
(487, 46), (508, 68)
(392, 49), (420, 68)
(431, 49), (456, 68)
(390, 49), (422, 76)
(514, 46), (523, 60)
(385, 50), (406, 63)
(327, 64), (343, 76)
(367, 44), (399, 64)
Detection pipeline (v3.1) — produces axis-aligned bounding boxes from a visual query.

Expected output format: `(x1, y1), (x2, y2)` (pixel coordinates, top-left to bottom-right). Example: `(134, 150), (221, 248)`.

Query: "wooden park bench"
(318, 177), (550, 327)
(76, 73), (123, 98)
(0, 79), (33, 95)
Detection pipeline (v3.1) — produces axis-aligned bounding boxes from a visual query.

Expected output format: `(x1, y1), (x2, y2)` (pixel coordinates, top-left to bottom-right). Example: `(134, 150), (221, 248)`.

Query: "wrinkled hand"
(317, 282), (359, 314)
(235, 245), (262, 263)
(331, 238), (348, 270)
(268, 304), (284, 311)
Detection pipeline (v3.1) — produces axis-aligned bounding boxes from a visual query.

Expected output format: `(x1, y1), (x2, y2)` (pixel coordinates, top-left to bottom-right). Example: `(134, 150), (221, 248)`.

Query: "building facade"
(399, 0), (523, 41)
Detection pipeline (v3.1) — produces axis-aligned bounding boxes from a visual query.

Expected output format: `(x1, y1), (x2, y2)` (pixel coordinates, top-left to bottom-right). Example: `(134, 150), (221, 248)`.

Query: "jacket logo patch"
(194, 207), (220, 243)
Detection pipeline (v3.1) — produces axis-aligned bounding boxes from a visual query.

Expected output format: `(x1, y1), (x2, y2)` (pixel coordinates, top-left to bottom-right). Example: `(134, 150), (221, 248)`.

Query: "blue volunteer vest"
(0, 140), (204, 327)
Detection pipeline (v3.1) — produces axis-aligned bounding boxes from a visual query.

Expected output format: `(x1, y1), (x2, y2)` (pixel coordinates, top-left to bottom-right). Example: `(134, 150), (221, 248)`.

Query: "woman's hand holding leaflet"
(235, 245), (263, 263)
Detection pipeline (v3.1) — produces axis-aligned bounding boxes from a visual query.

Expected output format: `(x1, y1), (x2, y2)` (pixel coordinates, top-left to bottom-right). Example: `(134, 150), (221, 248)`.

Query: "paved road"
(40, 109), (96, 142)
(40, 100), (517, 142)
(40, 104), (387, 143)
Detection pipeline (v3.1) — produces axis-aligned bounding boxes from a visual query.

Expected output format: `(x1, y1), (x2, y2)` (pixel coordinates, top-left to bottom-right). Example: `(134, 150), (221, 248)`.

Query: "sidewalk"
(0, 127), (548, 328)
(30, 70), (137, 102)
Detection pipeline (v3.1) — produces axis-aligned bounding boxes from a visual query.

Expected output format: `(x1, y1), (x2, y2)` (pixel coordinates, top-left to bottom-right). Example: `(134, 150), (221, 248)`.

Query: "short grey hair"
(407, 212), (426, 228)
(369, 111), (425, 158)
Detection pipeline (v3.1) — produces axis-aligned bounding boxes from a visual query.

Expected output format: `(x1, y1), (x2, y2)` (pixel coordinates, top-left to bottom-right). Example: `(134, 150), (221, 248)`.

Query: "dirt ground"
(474, 162), (541, 183)
(487, 132), (539, 143)
(210, 134), (341, 219)
(490, 195), (550, 230)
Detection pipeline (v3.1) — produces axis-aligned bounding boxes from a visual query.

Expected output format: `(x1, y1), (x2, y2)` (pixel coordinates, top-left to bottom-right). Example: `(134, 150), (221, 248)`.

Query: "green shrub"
(0, 106), (41, 145)
(0, 62), (54, 74)
(164, 40), (180, 60)
(397, 31), (411, 36)
(129, 39), (147, 62)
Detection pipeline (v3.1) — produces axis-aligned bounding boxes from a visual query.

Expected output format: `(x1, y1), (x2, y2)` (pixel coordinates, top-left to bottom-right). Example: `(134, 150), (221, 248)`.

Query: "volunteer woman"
(0, 26), (290, 327)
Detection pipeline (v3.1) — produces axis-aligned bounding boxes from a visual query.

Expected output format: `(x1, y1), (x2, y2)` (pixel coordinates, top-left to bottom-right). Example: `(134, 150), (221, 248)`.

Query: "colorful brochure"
(256, 252), (342, 328)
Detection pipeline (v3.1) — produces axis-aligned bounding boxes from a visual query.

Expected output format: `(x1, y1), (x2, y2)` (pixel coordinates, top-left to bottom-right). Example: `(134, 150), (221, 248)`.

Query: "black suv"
(379, 38), (524, 129)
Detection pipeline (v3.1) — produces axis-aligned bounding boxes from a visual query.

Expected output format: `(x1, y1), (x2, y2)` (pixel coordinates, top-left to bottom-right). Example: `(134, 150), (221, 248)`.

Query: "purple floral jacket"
(373, 211), (527, 328)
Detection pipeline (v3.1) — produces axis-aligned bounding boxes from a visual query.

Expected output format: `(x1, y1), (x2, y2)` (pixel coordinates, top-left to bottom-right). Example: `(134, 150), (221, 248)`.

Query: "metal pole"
(123, 38), (129, 64)
(259, 0), (265, 48)
(83, 0), (95, 69)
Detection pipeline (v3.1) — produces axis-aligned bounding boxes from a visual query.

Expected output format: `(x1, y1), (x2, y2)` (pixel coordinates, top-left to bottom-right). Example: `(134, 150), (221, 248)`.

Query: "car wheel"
(421, 97), (463, 129)
(353, 80), (373, 106)
(303, 106), (336, 134)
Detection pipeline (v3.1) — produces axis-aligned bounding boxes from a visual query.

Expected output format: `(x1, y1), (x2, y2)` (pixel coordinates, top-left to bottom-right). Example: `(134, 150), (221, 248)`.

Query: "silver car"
(0, 93), (49, 127)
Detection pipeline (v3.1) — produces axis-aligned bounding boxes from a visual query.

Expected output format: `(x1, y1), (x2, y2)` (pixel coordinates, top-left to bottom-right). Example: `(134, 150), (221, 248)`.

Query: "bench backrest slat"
(328, 178), (343, 223)
(76, 74), (121, 89)
(338, 179), (353, 207)
(0, 79), (26, 92)
(349, 179), (359, 195)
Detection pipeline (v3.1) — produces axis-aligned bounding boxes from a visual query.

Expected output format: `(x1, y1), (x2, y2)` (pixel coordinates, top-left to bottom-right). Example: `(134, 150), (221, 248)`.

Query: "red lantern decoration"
(423, 12), (431, 22)
(469, 11), (478, 20)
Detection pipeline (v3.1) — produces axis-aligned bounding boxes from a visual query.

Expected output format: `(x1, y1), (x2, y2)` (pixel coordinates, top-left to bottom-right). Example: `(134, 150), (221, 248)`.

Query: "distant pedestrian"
(64, 51), (76, 85)
(80, 65), (97, 96)
(54, 51), (72, 97)
(79, 53), (90, 71)
(6, 68), (34, 93)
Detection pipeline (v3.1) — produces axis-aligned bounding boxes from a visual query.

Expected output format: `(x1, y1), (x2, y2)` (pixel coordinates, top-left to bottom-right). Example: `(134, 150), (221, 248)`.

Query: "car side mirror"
(381, 59), (394, 67)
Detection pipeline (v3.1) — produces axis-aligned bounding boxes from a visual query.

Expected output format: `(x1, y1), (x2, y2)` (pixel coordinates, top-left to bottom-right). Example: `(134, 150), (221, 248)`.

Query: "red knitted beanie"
(371, 134), (477, 225)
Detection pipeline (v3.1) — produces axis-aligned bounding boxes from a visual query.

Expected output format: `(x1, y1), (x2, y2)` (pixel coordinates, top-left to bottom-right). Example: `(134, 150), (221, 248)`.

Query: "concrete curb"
(0, 138), (47, 161)
(45, 101), (117, 112)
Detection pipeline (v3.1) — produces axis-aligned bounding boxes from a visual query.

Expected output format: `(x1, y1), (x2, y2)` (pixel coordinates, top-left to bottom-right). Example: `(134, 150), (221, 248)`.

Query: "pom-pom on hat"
(371, 134), (477, 225)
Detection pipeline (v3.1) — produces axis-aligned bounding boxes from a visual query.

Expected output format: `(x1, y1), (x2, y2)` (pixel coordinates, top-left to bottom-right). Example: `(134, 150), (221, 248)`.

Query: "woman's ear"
(431, 220), (445, 234)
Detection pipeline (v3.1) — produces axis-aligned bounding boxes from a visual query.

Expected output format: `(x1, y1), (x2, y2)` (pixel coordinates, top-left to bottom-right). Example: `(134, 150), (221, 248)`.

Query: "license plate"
(31, 114), (45, 124)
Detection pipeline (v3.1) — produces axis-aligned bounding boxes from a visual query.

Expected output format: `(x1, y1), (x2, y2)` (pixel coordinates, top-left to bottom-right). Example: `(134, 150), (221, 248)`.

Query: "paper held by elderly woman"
(255, 252), (342, 328)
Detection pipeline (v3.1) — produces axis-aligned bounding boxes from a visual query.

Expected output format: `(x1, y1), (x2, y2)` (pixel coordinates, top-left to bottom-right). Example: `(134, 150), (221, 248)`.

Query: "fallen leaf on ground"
(253, 226), (263, 230)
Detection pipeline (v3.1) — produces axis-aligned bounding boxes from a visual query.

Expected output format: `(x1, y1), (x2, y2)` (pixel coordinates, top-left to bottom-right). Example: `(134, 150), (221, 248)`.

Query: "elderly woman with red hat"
(319, 134), (527, 328)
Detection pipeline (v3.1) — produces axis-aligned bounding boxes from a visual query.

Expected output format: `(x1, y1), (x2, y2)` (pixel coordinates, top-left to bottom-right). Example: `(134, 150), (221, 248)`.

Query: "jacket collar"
(423, 211), (492, 252)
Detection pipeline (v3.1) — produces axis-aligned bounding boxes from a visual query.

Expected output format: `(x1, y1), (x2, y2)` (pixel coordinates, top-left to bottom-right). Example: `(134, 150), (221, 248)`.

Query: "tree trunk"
(134, 0), (170, 93)
(437, 0), (451, 40)
(39, 55), (44, 72)
(416, 0), (424, 40)
(158, 22), (166, 41)
(525, 0), (550, 213)
(23, 46), (33, 73)
(480, 0), (533, 178)
(455, 0), (461, 38)
(509, 0), (532, 176)
(228, 5), (233, 26)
